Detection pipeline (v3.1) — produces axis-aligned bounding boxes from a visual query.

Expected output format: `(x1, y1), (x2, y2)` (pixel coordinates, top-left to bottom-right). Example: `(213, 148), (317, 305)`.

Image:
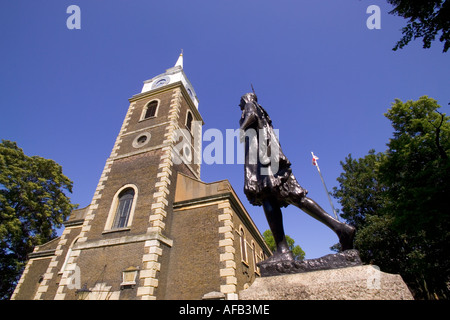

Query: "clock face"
(187, 87), (193, 97)
(152, 76), (170, 89)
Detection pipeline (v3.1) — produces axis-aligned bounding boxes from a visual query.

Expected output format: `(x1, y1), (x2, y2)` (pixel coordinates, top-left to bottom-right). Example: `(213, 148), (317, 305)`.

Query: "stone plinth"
(239, 265), (414, 300)
(258, 249), (362, 277)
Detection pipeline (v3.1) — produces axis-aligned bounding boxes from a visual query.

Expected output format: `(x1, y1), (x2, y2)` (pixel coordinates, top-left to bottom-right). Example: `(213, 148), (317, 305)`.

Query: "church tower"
(54, 53), (204, 300)
(11, 54), (271, 300)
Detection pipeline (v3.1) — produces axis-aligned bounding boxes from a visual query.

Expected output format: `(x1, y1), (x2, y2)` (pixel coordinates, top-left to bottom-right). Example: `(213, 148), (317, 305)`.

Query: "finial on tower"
(175, 50), (183, 68)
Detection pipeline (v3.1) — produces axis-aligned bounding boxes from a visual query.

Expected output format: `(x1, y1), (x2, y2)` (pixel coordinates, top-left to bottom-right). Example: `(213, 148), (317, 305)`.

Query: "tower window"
(104, 184), (138, 232)
(137, 135), (147, 144)
(142, 100), (158, 120)
(132, 132), (151, 148)
(186, 111), (193, 131)
(112, 188), (135, 229)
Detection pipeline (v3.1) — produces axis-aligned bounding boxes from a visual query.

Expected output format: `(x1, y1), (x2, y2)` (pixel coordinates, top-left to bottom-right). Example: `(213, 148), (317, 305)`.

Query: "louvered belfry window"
(186, 111), (193, 131)
(144, 101), (158, 119)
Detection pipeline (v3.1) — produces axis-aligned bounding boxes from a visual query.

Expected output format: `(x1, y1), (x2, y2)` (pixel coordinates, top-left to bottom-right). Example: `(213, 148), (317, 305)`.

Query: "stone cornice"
(72, 232), (173, 251)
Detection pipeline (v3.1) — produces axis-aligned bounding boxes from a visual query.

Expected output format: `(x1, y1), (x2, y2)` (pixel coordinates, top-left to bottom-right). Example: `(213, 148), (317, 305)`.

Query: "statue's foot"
(261, 250), (294, 264)
(337, 224), (356, 251)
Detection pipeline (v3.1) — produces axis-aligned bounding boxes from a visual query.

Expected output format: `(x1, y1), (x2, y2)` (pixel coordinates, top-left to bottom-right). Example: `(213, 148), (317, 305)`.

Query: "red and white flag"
(311, 152), (319, 166)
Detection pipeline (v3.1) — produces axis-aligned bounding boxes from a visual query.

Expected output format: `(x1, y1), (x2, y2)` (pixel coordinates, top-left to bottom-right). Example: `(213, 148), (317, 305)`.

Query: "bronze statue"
(239, 92), (355, 263)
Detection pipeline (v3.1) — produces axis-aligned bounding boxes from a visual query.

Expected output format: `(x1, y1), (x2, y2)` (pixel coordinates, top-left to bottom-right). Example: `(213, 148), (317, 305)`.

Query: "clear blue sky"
(1, 1), (449, 259)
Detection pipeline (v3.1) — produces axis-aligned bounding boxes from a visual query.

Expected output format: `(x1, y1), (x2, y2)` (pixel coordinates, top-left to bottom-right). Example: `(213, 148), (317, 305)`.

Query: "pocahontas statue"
(239, 92), (355, 263)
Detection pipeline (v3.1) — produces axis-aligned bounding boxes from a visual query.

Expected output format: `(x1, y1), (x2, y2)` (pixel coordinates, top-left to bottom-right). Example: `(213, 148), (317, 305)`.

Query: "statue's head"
(239, 93), (257, 109)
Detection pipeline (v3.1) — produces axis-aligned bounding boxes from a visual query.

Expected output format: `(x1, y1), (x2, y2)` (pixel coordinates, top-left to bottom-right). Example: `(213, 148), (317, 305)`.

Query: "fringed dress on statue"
(239, 101), (307, 208)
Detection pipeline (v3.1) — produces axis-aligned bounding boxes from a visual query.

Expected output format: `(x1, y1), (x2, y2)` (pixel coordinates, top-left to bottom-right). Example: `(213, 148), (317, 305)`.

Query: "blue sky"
(1, 1), (449, 259)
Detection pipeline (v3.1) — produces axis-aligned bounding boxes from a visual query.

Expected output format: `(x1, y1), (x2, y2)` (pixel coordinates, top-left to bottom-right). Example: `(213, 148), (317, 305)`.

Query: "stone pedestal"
(239, 265), (414, 300)
(258, 249), (363, 277)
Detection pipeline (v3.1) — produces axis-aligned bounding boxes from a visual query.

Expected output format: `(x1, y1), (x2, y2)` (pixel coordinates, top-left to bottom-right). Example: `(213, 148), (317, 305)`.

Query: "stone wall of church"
(231, 210), (265, 293)
(161, 203), (221, 299)
(12, 256), (50, 300)
(63, 241), (146, 300)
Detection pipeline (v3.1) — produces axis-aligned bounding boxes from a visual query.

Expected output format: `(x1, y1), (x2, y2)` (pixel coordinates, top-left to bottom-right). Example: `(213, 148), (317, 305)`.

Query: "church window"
(59, 238), (79, 274)
(252, 241), (258, 272)
(239, 227), (248, 263)
(186, 111), (193, 131)
(132, 132), (151, 148)
(142, 100), (159, 120)
(137, 135), (147, 144)
(112, 188), (135, 229)
(104, 184), (138, 232)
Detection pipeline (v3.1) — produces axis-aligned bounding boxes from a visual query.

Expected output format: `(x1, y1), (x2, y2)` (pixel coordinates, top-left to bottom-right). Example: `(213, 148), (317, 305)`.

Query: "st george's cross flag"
(311, 152), (319, 166)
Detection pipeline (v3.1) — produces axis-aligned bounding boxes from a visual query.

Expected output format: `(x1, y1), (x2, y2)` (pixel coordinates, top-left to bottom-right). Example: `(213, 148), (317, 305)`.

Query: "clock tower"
(12, 53), (271, 301)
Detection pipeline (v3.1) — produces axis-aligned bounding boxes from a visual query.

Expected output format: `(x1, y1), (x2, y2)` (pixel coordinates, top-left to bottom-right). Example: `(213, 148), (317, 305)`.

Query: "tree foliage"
(332, 150), (387, 229)
(383, 97), (450, 233)
(0, 140), (77, 299)
(333, 96), (450, 299)
(387, 0), (450, 52)
(262, 229), (305, 261)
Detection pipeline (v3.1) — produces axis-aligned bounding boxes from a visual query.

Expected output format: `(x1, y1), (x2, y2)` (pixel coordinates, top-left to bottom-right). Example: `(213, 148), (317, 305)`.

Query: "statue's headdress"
(240, 89), (272, 127)
(241, 92), (257, 104)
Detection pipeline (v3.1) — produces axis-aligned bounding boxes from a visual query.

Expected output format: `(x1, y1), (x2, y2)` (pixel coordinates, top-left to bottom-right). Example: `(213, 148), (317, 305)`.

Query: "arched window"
(112, 188), (135, 229)
(142, 100), (158, 120)
(239, 227), (248, 263)
(104, 185), (138, 232)
(59, 238), (79, 274)
(185, 111), (193, 131)
(252, 241), (257, 272)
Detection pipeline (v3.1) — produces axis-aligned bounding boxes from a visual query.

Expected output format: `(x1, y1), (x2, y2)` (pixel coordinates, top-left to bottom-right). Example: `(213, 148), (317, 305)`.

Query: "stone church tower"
(11, 54), (271, 300)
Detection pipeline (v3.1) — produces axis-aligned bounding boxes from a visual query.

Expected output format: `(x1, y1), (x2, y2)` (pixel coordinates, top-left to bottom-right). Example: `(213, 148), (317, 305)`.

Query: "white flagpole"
(311, 152), (339, 220)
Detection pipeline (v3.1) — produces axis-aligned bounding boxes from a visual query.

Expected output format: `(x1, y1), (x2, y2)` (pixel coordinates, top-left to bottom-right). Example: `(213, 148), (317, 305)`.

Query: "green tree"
(332, 96), (450, 299)
(262, 230), (305, 261)
(386, 0), (450, 52)
(382, 97), (450, 234)
(0, 140), (77, 299)
(332, 150), (388, 230)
